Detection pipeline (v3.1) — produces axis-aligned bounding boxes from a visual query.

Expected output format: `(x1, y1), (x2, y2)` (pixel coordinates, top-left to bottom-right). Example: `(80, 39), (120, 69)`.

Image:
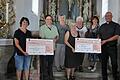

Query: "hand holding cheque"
(26, 38), (54, 55)
(75, 38), (101, 53)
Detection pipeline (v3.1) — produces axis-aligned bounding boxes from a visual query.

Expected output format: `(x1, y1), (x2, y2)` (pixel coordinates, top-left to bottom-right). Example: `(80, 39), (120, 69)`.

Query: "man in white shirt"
(75, 16), (87, 72)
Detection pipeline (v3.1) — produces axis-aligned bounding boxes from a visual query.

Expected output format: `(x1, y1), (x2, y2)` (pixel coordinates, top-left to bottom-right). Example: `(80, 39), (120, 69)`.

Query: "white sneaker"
(88, 66), (92, 70)
(88, 65), (93, 70)
(91, 67), (96, 72)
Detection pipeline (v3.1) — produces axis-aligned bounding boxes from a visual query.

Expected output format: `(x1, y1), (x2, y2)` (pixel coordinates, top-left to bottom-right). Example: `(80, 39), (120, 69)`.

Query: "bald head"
(106, 12), (112, 15)
(105, 12), (113, 22)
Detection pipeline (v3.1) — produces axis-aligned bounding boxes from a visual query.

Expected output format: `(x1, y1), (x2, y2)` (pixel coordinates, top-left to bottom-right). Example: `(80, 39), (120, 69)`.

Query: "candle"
(6, 3), (9, 23)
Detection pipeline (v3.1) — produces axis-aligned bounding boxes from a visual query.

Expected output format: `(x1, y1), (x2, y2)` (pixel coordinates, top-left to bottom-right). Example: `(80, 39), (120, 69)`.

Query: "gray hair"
(76, 16), (83, 22)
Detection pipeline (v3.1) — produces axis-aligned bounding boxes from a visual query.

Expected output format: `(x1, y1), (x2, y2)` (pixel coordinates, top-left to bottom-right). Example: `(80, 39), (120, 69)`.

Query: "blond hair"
(76, 16), (83, 22)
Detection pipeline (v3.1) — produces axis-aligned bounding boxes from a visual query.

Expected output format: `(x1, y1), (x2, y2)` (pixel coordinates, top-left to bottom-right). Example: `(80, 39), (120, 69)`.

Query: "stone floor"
(0, 53), (119, 80)
(0, 64), (116, 80)
(0, 38), (120, 80)
(0, 55), (119, 80)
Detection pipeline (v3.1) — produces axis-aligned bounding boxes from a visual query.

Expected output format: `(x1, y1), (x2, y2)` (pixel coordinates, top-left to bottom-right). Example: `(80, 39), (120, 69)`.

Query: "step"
(54, 72), (101, 79)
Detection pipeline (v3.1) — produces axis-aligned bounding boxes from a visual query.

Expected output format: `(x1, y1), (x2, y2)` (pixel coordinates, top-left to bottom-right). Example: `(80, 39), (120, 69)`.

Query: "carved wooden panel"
(0, 0), (15, 38)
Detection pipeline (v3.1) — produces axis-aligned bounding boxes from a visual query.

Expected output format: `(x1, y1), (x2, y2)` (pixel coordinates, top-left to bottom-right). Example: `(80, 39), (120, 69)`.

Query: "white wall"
(96, 0), (103, 25)
(96, 0), (120, 25)
(96, 0), (120, 72)
(108, 0), (119, 23)
(11, 0), (43, 36)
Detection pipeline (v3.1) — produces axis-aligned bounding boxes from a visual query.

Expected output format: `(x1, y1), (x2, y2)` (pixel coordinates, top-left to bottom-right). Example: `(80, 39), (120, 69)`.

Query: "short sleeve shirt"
(40, 24), (59, 39)
(76, 26), (88, 38)
(56, 23), (69, 44)
(87, 25), (99, 38)
(98, 21), (120, 45)
(14, 29), (32, 56)
(39, 24), (59, 50)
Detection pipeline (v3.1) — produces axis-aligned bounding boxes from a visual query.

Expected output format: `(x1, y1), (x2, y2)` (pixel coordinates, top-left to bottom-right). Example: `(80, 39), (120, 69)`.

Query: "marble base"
(0, 39), (13, 46)
(0, 39), (14, 74)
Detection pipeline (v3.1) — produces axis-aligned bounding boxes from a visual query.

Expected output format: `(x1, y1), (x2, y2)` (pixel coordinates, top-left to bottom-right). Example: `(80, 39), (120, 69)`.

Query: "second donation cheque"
(75, 38), (101, 53)
(26, 38), (54, 55)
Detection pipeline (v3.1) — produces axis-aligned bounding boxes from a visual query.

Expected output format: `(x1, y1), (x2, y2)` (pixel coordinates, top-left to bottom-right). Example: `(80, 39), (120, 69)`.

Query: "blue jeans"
(88, 53), (98, 63)
(14, 53), (31, 71)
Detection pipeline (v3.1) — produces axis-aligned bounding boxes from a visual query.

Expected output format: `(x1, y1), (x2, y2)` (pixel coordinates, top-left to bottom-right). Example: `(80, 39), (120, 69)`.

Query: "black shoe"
(60, 66), (65, 70)
(79, 66), (83, 72)
(66, 78), (70, 80)
(74, 69), (77, 72)
(49, 76), (55, 80)
(70, 76), (75, 80)
(56, 67), (62, 72)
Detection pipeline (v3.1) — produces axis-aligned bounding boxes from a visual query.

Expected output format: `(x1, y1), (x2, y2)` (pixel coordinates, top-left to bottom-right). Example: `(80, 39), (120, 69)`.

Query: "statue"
(68, 0), (73, 11)
(59, 0), (69, 18)
(49, 0), (56, 21)
(83, 0), (89, 24)
(71, 0), (80, 20)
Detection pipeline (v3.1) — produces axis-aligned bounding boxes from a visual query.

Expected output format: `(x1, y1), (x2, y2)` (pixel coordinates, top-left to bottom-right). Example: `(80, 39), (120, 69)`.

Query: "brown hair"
(90, 16), (99, 25)
(19, 17), (30, 27)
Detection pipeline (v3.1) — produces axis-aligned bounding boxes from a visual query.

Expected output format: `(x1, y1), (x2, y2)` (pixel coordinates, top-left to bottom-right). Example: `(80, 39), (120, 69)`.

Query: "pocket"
(14, 53), (20, 59)
(14, 53), (17, 58)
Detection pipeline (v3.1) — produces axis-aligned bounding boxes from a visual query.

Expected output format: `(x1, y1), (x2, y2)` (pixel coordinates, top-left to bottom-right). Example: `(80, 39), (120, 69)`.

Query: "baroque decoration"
(40, 0), (94, 27)
(0, 0), (15, 38)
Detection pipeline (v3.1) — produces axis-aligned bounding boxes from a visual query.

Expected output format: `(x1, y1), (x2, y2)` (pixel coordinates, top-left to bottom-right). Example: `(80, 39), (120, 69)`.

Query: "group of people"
(13, 11), (120, 80)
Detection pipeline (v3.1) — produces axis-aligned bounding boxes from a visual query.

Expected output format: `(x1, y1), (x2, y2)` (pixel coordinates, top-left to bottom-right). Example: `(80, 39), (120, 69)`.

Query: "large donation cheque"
(75, 38), (101, 53)
(26, 38), (54, 55)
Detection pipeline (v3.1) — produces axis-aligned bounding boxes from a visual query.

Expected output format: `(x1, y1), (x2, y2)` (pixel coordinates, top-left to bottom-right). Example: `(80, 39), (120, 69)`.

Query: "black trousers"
(40, 55), (54, 80)
(101, 45), (118, 80)
(79, 53), (85, 65)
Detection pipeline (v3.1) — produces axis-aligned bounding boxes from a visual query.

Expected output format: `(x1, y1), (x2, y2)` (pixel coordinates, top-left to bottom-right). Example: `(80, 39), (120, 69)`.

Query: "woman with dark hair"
(14, 17), (32, 80)
(86, 16), (100, 72)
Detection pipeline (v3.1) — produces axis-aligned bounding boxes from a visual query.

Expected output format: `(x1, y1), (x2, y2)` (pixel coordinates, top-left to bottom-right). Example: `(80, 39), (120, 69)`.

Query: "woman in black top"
(14, 17), (32, 80)
(86, 16), (100, 72)
(64, 26), (81, 80)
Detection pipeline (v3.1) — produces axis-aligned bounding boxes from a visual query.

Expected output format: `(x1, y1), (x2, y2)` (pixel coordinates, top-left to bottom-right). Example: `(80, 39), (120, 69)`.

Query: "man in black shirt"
(98, 12), (120, 80)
